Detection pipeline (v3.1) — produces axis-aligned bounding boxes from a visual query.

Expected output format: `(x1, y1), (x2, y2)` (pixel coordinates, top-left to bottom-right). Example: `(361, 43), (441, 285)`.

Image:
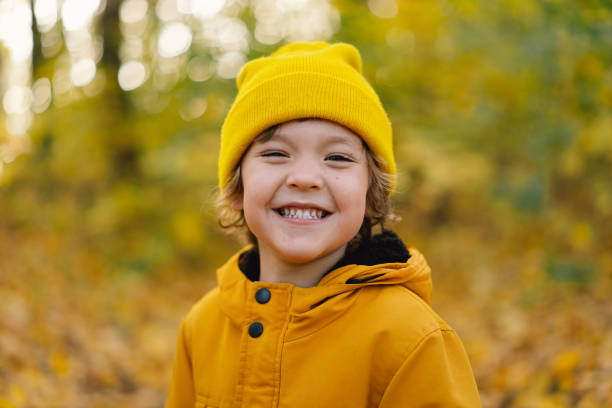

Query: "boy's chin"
(269, 243), (346, 266)
(279, 251), (326, 265)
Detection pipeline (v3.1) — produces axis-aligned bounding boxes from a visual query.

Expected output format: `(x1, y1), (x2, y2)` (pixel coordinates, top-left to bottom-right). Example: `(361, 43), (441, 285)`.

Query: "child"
(165, 42), (481, 407)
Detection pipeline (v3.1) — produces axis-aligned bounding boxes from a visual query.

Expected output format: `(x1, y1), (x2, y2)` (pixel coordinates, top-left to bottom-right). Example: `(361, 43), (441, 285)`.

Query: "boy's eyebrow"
(270, 129), (364, 149)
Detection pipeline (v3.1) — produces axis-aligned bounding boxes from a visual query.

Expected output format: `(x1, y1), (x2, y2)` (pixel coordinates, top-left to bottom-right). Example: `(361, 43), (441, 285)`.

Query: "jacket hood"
(215, 231), (432, 328)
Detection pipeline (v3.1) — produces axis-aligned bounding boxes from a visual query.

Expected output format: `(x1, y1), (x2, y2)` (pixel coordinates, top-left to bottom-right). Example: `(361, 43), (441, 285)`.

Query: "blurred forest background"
(1, 0), (611, 407)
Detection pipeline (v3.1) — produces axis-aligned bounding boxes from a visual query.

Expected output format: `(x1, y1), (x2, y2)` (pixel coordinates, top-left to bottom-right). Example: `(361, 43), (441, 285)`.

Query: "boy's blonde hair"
(215, 121), (397, 248)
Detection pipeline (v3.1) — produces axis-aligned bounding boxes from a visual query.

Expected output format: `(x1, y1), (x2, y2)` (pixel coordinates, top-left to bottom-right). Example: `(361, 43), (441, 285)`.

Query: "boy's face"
(234, 119), (369, 266)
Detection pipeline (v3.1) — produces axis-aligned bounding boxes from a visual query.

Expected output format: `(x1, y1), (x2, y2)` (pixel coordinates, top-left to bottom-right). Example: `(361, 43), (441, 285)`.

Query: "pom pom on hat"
(218, 42), (396, 192)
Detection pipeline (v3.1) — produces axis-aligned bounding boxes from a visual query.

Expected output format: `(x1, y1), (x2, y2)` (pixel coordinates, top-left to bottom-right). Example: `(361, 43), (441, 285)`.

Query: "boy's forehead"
(267, 120), (365, 147)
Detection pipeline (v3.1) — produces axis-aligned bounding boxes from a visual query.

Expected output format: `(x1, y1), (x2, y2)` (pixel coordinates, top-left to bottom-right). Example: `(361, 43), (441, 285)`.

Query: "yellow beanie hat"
(218, 41), (396, 191)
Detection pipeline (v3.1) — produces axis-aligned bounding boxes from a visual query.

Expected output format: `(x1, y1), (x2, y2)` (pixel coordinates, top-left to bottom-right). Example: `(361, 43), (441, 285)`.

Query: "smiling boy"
(237, 119), (370, 288)
(165, 42), (481, 407)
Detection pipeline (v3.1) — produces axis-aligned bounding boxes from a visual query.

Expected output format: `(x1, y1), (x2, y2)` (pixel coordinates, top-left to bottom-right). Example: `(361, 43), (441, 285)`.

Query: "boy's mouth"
(276, 207), (329, 220)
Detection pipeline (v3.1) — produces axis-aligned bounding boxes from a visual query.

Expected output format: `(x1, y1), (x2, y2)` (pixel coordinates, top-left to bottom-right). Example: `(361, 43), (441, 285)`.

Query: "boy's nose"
(285, 161), (323, 190)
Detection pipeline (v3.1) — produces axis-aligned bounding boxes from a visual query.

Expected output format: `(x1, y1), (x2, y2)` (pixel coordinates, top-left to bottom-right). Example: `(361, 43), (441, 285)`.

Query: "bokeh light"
(33, 0), (58, 32)
(70, 58), (97, 87)
(252, 0), (338, 44)
(155, 0), (180, 22)
(1, 0), (339, 168)
(31, 78), (52, 114)
(120, 36), (145, 61)
(186, 0), (226, 19)
(118, 61), (147, 91)
(178, 97), (207, 121)
(61, 0), (101, 32)
(0, 0), (33, 61)
(216, 51), (246, 79)
(2, 86), (31, 115)
(119, 0), (148, 24)
(187, 56), (215, 82)
(158, 22), (193, 58)
(368, 0), (398, 19)
(52, 66), (72, 96)
(40, 28), (63, 58)
(6, 111), (33, 136)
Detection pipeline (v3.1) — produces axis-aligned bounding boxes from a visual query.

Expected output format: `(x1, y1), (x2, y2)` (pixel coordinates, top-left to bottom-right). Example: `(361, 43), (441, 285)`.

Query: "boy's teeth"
(279, 207), (325, 219)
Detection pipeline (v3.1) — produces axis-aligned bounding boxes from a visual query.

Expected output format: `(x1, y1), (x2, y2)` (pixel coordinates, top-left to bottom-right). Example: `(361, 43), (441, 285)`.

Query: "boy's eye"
(326, 154), (353, 162)
(261, 150), (287, 157)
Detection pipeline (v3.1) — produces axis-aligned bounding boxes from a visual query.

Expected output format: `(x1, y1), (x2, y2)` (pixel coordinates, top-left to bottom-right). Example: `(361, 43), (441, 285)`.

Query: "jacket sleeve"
(165, 319), (196, 408)
(378, 328), (481, 407)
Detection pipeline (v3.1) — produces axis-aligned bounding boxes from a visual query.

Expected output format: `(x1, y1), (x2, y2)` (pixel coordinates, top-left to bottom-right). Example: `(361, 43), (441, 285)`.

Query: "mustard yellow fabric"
(218, 42), (396, 191)
(165, 247), (481, 407)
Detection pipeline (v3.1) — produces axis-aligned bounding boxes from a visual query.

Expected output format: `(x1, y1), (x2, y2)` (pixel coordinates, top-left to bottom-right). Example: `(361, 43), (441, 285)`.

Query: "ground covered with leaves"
(1, 217), (611, 408)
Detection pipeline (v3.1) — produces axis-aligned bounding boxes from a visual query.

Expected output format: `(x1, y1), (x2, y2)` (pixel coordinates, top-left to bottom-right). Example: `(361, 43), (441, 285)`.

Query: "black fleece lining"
(238, 229), (411, 282)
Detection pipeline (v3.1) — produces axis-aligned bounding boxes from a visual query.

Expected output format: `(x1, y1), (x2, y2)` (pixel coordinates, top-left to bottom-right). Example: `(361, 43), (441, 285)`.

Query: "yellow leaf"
(7, 385), (25, 406)
(171, 210), (206, 251)
(50, 351), (69, 376)
(571, 222), (592, 250)
(553, 349), (581, 376)
(577, 394), (602, 408)
(0, 397), (16, 408)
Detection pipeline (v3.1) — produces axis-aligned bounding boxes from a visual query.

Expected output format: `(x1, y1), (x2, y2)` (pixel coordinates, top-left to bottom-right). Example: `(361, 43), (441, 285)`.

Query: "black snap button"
(255, 288), (271, 304)
(248, 322), (264, 338)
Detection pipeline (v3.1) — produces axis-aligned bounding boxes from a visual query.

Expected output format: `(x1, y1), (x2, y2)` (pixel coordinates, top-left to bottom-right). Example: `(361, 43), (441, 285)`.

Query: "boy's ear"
(231, 194), (244, 211)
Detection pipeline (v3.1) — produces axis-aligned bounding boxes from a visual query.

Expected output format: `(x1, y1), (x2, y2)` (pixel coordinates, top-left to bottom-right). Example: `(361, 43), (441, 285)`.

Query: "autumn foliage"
(1, 0), (611, 407)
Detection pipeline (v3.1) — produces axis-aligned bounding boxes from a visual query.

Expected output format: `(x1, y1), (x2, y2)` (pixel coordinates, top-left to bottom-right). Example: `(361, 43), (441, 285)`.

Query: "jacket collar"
(215, 231), (432, 332)
(238, 229), (411, 281)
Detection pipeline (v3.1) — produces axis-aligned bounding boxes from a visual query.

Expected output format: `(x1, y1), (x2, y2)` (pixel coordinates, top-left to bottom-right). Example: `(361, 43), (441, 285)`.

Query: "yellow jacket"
(166, 243), (481, 407)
